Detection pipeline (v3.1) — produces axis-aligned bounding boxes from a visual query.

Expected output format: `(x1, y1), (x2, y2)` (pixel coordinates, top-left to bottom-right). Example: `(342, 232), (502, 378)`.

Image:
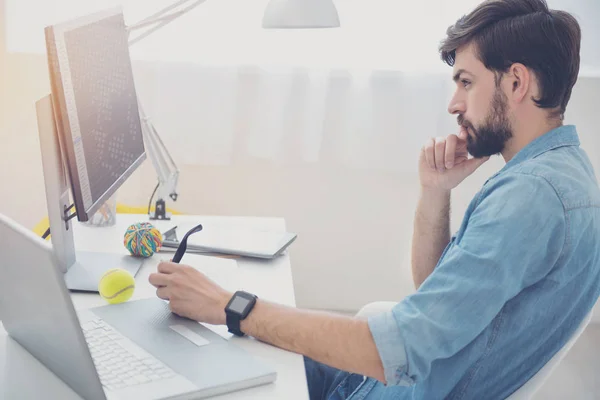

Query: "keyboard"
(81, 318), (177, 391)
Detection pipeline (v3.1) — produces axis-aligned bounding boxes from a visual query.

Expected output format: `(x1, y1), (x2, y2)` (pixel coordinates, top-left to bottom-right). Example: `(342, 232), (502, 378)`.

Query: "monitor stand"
(36, 95), (143, 292)
(63, 252), (143, 292)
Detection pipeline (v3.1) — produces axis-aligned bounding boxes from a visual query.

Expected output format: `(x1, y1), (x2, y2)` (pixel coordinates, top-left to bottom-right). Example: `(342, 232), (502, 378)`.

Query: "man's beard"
(458, 89), (513, 158)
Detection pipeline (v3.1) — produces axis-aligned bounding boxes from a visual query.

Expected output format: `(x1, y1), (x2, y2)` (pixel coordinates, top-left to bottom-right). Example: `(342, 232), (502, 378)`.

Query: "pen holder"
(83, 194), (117, 227)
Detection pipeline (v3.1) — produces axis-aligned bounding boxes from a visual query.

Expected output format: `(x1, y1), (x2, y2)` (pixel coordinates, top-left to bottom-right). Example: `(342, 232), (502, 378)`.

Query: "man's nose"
(448, 94), (466, 115)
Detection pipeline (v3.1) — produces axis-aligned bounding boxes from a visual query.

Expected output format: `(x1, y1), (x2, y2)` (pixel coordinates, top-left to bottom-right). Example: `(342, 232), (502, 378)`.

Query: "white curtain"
(132, 63), (461, 174)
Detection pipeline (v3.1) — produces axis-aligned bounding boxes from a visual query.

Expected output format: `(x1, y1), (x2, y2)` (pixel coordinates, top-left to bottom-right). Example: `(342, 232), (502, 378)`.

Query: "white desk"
(0, 214), (309, 400)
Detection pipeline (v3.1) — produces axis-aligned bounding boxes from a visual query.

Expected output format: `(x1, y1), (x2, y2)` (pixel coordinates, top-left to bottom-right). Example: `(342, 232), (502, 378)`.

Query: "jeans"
(304, 357), (379, 400)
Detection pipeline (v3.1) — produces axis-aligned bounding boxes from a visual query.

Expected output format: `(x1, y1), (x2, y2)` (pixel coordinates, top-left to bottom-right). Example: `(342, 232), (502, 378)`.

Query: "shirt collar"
(503, 124), (580, 170)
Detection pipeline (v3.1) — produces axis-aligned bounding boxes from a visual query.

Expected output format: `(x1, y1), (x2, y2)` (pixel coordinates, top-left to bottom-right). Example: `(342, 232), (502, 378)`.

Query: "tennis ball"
(98, 268), (135, 304)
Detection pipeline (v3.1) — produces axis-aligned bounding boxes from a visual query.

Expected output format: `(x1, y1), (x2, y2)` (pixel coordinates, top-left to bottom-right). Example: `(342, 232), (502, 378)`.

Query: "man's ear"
(507, 63), (530, 103)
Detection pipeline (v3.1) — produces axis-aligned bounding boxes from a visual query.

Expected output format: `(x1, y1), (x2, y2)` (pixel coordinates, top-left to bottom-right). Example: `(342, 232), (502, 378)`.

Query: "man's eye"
(461, 79), (471, 88)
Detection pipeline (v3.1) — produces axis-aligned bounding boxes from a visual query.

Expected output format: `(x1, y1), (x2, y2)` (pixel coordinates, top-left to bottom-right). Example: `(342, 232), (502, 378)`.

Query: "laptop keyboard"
(81, 318), (177, 391)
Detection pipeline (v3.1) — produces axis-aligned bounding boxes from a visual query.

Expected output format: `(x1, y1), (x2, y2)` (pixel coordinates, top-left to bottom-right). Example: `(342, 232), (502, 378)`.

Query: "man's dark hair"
(439, 0), (581, 119)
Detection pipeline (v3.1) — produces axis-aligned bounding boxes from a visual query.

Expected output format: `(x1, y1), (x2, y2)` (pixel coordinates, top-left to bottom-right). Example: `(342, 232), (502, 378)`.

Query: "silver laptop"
(0, 214), (276, 400)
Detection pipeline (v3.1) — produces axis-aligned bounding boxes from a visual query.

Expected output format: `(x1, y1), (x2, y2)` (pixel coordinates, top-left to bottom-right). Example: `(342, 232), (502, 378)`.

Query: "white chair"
(356, 302), (593, 400)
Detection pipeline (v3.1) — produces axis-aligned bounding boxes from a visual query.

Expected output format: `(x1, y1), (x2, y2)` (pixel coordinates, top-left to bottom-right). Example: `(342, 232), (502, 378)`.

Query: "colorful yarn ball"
(124, 222), (163, 257)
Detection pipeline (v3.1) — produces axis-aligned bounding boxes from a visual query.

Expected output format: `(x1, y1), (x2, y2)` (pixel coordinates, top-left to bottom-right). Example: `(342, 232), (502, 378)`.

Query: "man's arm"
(149, 263), (386, 383)
(372, 173), (567, 385)
(413, 131), (488, 288)
(411, 188), (451, 289)
(241, 300), (386, 383)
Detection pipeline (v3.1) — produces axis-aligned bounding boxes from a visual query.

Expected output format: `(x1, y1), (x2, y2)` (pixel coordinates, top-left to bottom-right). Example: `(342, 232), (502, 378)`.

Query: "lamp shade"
(262, 0), (340, 29)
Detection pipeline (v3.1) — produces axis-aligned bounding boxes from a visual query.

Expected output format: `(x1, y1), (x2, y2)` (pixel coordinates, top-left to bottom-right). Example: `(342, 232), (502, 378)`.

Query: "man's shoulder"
(483, 166), (562, 204)
(462, 169), (567, 250)
(505, 148), (600, 210)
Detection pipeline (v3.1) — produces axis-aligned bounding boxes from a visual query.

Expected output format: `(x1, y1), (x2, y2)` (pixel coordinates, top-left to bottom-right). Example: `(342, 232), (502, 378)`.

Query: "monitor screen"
(45, 8), (145, 221)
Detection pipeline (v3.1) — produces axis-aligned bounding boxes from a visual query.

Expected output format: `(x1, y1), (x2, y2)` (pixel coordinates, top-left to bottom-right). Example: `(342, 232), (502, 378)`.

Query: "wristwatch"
(225, 291), (258, 337)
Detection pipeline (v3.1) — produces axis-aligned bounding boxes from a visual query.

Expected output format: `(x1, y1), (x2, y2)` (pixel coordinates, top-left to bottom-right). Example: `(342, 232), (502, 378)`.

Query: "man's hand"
(419, 128), (489, 192)
(148, 261), (232, 325)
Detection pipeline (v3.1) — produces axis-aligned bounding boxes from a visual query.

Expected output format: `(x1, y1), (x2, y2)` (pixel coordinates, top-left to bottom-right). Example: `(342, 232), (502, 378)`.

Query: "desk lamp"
(126, 0), (340, 220)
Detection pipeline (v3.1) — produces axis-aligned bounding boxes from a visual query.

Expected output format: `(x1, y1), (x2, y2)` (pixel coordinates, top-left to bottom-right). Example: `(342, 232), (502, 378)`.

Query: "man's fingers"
(158, 261), (178, 274)
(424, 138), (436, 170)
(156, 287), (170, 300)
(148, 272), (170, 288)
(445, 135), (457, 168)
(434, 137), (445, 171)
(460, 156), (490, 174)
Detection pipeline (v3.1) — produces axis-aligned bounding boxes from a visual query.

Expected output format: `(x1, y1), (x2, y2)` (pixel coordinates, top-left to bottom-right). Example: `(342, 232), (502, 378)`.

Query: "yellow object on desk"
(116, 204), (182, 215)
(32, 203), (182, 240)
(98, 268), (135, 304)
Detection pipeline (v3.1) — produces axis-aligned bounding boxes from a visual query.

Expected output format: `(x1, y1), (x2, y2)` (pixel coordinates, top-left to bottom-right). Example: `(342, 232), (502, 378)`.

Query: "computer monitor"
(36, 8), (146, 292)
(46, 8), (146, 222)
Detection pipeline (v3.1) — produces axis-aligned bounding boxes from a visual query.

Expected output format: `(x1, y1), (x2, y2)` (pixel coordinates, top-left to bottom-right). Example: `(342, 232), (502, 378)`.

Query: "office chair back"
(505, 310), (593, 399)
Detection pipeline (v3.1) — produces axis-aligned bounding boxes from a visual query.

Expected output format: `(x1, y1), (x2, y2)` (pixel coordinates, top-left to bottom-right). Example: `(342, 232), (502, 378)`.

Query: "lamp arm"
(138, 103), (180, 202)
(129, 0), (200, 30)
(127, 1), (204, 218)
(127, 0), (208, 46)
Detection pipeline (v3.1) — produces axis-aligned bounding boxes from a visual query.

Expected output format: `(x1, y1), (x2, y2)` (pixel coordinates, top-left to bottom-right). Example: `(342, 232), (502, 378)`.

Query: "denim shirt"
(367, 125), (600, 399)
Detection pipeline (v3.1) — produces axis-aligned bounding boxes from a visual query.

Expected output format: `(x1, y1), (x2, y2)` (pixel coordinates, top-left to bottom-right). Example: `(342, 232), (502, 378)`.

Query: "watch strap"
(226, 312), (245, 337)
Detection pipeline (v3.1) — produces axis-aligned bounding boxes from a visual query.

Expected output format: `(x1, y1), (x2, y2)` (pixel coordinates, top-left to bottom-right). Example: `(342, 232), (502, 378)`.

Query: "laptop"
(0, 214), (276, 400)
(161, 224), (298, 260)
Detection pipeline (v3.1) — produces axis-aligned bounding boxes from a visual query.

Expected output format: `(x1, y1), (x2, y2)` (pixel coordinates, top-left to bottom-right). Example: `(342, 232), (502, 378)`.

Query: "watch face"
(229, 296), (251, 314)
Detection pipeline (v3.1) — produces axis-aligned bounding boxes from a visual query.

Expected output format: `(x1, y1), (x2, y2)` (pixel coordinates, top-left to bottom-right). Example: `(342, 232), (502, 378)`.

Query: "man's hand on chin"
(419, 128), (489, 193)
(149, 261), (232, 325)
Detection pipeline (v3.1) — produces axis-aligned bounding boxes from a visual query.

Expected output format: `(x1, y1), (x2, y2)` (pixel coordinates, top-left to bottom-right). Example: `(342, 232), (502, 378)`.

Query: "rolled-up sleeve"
(368, 172), (566, 386)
